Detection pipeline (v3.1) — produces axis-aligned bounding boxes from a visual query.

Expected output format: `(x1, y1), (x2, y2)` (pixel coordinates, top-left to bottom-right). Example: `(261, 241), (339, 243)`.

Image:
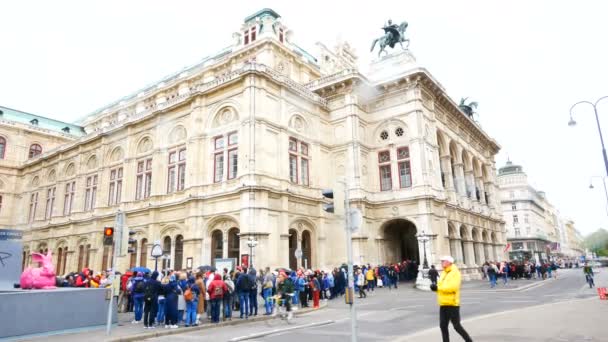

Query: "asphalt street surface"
(144, 268), (599, 341)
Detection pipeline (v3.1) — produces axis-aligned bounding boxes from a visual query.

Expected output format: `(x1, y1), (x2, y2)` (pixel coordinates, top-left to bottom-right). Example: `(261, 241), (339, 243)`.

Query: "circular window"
(380, 130), (389, 140)
(395, 127), (404, 137)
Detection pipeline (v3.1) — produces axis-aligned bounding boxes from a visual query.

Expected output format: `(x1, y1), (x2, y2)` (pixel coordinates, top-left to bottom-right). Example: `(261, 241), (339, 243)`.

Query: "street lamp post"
(568, 96), (608, 177)
(419, 233), (430, 269)
(247, 236), (258, 268)
(415, 230), (437, 290)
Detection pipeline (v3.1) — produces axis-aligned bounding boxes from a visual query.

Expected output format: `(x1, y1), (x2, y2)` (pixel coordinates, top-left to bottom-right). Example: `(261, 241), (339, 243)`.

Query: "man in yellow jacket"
(430, 256), (473, 342)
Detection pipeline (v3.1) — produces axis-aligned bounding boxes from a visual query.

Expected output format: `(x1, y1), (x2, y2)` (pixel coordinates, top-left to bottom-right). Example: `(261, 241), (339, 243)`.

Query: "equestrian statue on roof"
(370, 19), (410, 57)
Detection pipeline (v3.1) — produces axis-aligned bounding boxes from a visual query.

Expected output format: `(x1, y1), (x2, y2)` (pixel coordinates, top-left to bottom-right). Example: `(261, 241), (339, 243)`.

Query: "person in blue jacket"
(163, 274), (181, 329)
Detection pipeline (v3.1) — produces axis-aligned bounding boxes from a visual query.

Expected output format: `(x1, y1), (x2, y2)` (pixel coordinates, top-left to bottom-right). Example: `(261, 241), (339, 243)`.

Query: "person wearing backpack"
(207, 273), (228, 323)
(130, 272), (146, 324)
(236, 268), (251, 319)
(223, 274), (235, 320)
(247, 267), (259, 317)
(163, 274), (181, 329)
(184, 276), (200, 327)
(143, 271), (161, 329)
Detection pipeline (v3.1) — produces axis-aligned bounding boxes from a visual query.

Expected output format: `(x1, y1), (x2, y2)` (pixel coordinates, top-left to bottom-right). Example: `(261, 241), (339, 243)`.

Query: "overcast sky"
(2, 1), (607, 235)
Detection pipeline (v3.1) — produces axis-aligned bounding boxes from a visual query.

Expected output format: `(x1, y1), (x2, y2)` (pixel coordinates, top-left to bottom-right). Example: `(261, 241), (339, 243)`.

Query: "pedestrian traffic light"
(322, 189), (335, 213)
(103, 227), (114, 246)
(321, 184), (344, 215)
(127, 230), (137, 254)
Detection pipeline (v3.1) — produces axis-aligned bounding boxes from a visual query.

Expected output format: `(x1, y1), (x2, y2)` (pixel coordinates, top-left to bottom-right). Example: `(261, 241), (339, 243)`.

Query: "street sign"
(295, 249), (303, 259)
(151, 244), (163, 258)
(348, 208), (362, 232)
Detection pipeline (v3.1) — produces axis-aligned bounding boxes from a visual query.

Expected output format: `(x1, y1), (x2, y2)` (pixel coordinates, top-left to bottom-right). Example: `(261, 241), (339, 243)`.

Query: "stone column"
(453, 163), (466, 196)
(464, 170), (475, 199)
(451, 238), (463, 264)
(476, 177), (486, 204)
(297, 237), (303, 269)
(484, 181), (496, 208)
(463, 241), (475, 267)
(440, 155), (454, 190)
(170, 240), (176, 270)
(477, 242), (486, 264)
(222, 231), (228, 259)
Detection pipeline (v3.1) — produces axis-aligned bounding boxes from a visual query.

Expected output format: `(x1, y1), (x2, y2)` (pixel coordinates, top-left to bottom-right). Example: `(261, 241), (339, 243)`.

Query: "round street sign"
(151, 244), (163, 258)
(295, 249), (303, 259)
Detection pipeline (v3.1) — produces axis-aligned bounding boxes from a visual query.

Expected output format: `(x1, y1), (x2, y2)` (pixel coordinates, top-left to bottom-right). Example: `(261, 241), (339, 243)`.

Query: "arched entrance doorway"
(288, 229), (298, 270)
(382, 219), (419, 264)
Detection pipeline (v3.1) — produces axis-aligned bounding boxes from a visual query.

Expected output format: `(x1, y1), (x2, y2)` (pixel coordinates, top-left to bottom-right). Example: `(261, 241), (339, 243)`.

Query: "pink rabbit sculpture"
(20, 250), (57, 289)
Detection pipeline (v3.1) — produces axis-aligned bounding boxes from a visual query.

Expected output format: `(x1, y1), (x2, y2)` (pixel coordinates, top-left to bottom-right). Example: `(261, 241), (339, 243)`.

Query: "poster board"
(0, 229), (23, 290)
(214, 258), (236, 273)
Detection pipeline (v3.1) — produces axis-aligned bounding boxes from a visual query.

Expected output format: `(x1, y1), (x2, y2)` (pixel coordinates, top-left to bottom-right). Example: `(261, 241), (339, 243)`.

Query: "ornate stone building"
(1, 9), (505, 278)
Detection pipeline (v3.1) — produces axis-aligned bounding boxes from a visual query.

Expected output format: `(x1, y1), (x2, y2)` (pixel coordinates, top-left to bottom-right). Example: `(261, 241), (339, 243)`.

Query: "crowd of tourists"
(52, 259), (419, 329)
(480, 260), (564, 288)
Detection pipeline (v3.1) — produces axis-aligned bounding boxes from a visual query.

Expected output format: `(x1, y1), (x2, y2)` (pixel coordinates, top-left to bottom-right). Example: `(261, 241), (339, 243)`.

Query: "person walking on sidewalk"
(430, 256), (473, 342)
(428, 265), (439, 286)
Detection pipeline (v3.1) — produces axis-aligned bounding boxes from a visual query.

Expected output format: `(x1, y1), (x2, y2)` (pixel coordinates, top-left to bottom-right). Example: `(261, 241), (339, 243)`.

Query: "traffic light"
(127, 230), (137, 254)
(103, 227), (114, 246)
(321, 184), (344, 215)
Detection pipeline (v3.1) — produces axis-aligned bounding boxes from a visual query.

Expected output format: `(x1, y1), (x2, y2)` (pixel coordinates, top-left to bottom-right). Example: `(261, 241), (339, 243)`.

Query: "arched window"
(29, 144), (42, 159)
(57, 248), (63, 275)
(288, 229), (298, 270)
(211, 230), (223, 262)
(162, 236), (171, 270)
(77, 245), (84, 271)
(174, 235), (184, 271)
(0, 136), (6, 159)
(140, 239), (148, 268)
(228, 228), (240, 262)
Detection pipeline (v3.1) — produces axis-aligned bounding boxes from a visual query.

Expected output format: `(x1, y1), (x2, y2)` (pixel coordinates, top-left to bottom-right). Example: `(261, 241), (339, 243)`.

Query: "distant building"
(497, 160), (583, 262)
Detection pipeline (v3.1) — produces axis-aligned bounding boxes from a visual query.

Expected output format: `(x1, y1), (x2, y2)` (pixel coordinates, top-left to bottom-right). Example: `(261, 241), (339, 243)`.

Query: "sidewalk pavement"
(460, 268), (580, 292)
(18, 303), (326, 342)
(397, 296), (606, 341)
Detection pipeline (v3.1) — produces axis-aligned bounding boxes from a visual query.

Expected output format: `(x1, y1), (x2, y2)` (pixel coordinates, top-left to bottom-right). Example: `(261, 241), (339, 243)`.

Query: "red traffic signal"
(103, 227), (114, 246)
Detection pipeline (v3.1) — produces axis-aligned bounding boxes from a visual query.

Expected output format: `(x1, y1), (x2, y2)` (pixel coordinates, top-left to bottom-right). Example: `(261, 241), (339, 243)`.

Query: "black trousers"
(439, 306), (472, 342)
(143, 299), (158, 327)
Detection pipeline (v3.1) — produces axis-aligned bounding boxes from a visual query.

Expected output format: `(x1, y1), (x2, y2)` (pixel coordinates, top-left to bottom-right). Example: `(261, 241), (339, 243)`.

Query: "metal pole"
(601, 177), (608, 217)
(155, 257), (158, 272)
(344, 181), (357, 342)
(106, 212), (122, 335)
(592, 106), (608, 177)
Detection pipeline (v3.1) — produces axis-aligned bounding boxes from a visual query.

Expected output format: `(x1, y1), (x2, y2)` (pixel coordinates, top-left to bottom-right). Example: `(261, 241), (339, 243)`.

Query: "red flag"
(503, 243), (511, 253)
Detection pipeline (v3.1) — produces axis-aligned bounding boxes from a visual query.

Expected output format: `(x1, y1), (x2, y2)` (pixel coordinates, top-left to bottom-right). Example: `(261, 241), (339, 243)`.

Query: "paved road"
(145, 268), (602, 341)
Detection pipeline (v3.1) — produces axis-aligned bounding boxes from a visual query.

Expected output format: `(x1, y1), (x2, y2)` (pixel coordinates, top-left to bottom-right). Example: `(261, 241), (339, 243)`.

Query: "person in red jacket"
(75, 268), (91, 288)
(207, 274), (228, 323)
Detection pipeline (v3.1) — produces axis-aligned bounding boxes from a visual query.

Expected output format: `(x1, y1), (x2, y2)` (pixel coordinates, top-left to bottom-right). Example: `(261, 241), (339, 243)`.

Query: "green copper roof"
(0, 105), (86, 137)
(244, 8), (280, 23)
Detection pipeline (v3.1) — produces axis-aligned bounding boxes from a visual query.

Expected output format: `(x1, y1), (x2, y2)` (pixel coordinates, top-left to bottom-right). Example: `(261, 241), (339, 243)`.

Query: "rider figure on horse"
(382, 19), (401, 48)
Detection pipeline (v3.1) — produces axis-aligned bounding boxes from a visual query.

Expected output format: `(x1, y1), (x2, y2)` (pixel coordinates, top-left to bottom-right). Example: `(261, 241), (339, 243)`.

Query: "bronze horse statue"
(371, 20), (410, 57)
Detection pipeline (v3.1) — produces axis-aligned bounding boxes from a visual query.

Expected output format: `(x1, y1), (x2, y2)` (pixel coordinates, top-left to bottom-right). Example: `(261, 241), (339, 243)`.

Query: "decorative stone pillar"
(463, 240), (475, 267)
(222, 231), (228, 259)
(476, 177), (486, 204)
(297, 237), (303, 269)
(451, 238), (463, 264)
(453, 163), (466, 196)
(440, 155), (454, 190)
(464, 170), (475, 199)
(484, 181), (496, 208)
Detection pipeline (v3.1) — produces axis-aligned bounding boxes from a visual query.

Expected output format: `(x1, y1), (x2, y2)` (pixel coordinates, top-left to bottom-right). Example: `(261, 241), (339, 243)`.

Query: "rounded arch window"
(380, 130), (389, 140)
(395, 127), (404, 137)
(29, 144), (42, 158)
